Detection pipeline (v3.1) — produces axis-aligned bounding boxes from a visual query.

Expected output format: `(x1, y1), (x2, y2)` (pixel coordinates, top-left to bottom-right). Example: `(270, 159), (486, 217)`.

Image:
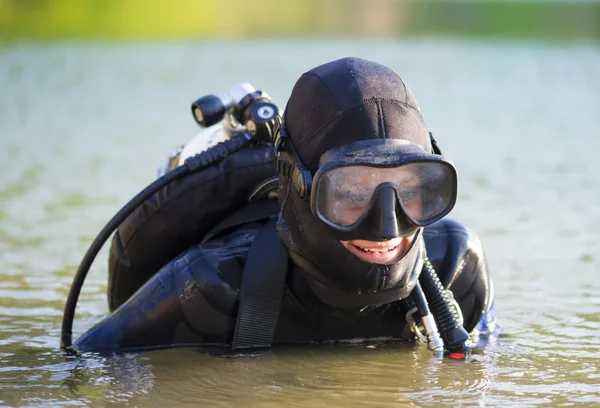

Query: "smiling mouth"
(345, 238), (409, 264)
(355, 243), (400, 253)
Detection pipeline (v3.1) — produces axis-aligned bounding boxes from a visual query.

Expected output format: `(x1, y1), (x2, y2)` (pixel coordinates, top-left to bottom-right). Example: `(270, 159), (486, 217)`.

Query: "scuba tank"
(156, 123), (228, 179)
(61, 83), (280, 349)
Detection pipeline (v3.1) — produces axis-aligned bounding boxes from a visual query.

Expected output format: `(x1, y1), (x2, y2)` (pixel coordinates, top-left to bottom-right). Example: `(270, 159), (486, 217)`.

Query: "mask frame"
(273, 118), (457, 241)
(273, 117), (447, 198)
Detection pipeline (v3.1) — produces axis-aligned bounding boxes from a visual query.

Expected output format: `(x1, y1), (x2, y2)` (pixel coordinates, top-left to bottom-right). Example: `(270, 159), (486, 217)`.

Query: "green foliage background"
(1, 0), (599, 41)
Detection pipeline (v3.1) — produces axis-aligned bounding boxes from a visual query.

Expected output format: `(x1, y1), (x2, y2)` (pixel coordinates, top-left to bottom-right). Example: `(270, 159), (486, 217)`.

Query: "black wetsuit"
(75, 217), (494, 352)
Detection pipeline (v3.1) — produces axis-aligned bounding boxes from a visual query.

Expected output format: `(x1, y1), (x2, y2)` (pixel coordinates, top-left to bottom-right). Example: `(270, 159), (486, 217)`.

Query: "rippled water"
(0, 39), (599, 407)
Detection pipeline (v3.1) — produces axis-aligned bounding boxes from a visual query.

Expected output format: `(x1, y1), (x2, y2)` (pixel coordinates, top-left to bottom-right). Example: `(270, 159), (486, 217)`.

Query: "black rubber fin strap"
(232, 217), (289, 350)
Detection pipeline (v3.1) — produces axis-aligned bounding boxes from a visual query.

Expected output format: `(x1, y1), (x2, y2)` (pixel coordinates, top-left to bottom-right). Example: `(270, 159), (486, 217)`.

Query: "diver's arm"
(423, 219), (495, 333)
(74, 263), (195, 352)
(74, 246), (239, 352)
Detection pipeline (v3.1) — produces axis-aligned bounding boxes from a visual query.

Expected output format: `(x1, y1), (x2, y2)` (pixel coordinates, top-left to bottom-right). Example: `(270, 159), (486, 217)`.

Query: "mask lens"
(398, 162), (455, 223)
(315, 163), (455, 228)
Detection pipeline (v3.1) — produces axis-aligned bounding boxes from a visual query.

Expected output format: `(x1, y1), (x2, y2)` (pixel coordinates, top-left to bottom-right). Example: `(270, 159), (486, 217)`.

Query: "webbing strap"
(232, 217), (289, 350)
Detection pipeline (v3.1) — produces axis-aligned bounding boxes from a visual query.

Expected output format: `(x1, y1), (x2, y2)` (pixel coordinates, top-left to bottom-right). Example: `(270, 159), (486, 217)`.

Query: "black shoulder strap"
(231, 217), (289, 350)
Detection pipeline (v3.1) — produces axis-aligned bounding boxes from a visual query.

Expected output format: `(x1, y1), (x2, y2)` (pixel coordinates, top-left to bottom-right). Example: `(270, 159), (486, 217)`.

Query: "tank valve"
(191, 83), (280, 143)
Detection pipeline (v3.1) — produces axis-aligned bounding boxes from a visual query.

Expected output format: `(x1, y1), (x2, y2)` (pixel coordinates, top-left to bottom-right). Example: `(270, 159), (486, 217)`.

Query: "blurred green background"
(1, 0), (599, 41)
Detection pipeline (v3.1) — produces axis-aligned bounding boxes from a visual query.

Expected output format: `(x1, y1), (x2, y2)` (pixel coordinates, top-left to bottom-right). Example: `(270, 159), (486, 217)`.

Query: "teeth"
(358, 246), (397, 253)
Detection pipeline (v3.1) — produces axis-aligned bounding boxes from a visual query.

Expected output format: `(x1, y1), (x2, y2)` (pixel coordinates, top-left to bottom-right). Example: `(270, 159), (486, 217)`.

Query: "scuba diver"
(64, 57), (495, 357)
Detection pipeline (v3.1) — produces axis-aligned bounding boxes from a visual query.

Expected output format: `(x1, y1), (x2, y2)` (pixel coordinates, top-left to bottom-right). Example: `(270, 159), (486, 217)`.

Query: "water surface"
(0, 39), (599, 407)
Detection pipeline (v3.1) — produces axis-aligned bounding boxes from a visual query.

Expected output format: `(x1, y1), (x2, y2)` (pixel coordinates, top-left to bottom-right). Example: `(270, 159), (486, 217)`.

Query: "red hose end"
(448, 352), (466, 360)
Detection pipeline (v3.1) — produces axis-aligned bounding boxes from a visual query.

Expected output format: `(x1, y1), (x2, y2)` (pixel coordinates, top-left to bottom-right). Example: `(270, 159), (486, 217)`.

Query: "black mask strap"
(429, 132), (443, 155)
(273, 117), (313, 200)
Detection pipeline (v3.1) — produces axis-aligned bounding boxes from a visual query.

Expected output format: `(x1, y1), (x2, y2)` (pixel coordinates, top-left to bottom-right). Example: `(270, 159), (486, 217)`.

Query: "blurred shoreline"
(1, 0), (599, 42)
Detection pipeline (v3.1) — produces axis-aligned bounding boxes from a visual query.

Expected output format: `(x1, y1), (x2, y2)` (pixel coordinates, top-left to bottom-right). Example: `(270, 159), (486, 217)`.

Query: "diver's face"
(339, 232), (416, 264)
(330, 166), (420, 264)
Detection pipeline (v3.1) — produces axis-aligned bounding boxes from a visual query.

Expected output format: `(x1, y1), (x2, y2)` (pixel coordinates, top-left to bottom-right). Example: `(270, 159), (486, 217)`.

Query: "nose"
(375, 187), (400, 240)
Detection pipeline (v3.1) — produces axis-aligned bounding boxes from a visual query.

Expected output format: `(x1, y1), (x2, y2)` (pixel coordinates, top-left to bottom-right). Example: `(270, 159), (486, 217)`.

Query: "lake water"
(1, 39), (599, 407)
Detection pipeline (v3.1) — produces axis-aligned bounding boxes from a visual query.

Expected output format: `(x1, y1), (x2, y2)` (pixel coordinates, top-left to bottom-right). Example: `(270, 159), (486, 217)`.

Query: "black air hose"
(419, 256), (471, 354)
(60, 133), (251, 349)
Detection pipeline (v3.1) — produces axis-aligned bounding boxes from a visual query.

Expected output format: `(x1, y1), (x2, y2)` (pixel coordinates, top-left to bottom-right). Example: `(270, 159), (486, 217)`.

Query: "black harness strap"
(232, 217), (289, 350)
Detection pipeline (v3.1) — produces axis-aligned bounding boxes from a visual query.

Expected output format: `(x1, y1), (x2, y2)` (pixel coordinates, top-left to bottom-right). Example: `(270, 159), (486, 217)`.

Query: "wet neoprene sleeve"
(75, 264), (205, 352)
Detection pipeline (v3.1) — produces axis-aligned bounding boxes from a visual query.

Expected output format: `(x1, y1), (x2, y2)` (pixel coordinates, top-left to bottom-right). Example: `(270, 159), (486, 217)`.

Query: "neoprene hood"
(278, 57), (434, 309)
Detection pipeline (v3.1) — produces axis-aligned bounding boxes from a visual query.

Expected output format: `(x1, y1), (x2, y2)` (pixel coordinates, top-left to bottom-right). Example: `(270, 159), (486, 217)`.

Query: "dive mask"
(275, 131), (457, 242)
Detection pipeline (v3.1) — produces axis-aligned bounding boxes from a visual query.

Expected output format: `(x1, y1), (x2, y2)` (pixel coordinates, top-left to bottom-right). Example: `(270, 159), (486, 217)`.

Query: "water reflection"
(1, 339), (504, 407)
(1, 331), (599, 406)
(1, 351), (154, 406)
(37, 342), (503, 407)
